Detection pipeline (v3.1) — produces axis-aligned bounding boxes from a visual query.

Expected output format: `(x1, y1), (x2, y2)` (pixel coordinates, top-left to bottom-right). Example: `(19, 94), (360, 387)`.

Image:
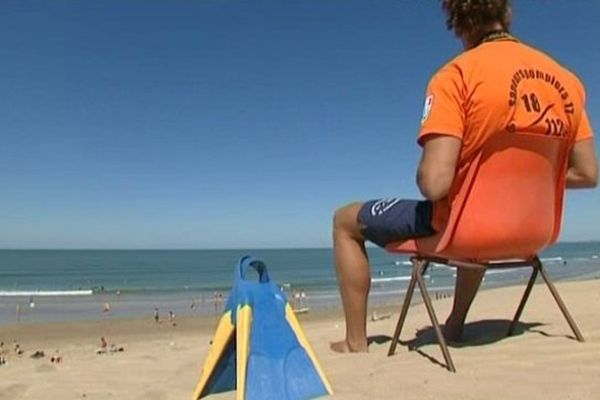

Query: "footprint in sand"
(0, 383), (29, 400)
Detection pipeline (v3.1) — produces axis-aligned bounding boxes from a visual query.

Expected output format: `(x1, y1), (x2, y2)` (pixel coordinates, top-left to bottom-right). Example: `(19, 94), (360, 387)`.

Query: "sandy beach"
(1, 279), (599, 400)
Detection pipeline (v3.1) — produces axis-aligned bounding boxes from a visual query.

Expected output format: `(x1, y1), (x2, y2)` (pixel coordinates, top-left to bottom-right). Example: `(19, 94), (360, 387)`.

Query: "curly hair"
(442, 0), (511, 36)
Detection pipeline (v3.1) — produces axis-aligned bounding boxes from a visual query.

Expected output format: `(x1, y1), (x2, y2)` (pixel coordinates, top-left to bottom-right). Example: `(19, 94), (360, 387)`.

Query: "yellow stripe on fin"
(236, 305), (252, 400)
(191, 311), (235, 400)
(285, 304), (334, 395)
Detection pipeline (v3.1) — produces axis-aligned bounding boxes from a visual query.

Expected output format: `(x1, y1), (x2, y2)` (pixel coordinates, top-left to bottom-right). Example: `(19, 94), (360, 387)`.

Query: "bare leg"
(444, 267), (484, 341)
(330, 203), (370, 353)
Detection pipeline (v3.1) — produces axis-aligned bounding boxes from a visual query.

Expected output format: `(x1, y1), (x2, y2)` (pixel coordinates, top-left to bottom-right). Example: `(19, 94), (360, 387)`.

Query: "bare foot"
(329, 339), (368, 353)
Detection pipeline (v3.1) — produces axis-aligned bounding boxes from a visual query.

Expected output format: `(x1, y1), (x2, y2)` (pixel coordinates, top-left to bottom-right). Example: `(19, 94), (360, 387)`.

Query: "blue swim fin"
(192, 256), (333, 400)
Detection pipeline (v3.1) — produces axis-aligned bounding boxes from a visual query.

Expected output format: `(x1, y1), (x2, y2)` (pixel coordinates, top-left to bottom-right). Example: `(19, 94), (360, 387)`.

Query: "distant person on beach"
(0, 342), (10, 366)
(154, 308), (160, 323)
(293, 291), (300, 309)
(96, 337), (108, 354)
(30, 350), (45, 359)
(50, 350), (62, 364)
(300, 289), (307, 309)
(96, 337), (124, 354)
(13, 341), (23, 355)
(331, 0), (598, 353)
(213, 291), (224, 315)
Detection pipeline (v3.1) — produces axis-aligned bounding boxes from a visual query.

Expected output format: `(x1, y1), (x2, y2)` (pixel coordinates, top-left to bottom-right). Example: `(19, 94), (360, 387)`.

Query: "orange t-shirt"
(419, 37), (594, 231)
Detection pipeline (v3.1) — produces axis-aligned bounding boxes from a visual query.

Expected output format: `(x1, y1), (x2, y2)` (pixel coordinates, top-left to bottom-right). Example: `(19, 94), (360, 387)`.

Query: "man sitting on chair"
(331, 0), (598, 353)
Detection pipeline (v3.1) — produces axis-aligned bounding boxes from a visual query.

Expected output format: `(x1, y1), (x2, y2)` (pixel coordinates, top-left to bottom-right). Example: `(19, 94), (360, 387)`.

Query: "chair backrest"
(435, 131), (571, 261)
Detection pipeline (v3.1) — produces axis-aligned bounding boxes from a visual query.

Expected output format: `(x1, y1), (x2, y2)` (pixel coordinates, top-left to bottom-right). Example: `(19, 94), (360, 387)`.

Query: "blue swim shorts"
(357, 199), (436, 248)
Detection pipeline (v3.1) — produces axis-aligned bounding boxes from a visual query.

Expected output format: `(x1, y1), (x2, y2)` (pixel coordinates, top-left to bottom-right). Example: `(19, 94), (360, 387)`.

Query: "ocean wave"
(0, 290), (93, 297)
(483, 268), (523, 275)
(452, 268), (521, 278)
(394, 261), (413, 267)
(540, 257), (563, 262)
(371, 275), (429, 283)
(432, 263), (454, 268)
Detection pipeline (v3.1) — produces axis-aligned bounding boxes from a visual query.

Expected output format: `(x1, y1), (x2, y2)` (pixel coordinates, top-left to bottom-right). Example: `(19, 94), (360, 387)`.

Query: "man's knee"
(333, 203), (363, 239)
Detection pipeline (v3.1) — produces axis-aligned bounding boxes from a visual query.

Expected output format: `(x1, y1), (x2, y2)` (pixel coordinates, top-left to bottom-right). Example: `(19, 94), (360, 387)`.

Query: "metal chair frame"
(387, 255), (585, 372)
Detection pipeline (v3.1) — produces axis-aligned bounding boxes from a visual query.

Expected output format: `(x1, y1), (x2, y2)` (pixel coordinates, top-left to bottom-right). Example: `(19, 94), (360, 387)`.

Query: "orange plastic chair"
(386, 131), (585, 372)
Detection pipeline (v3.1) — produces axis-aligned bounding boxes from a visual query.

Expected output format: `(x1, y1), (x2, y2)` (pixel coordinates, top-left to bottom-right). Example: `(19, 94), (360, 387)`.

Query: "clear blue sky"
(1, 0), (599, 249)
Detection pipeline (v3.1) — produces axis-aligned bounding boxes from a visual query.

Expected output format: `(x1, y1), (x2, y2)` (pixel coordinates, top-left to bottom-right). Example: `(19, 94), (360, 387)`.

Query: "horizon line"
(1, 240), (599, 251)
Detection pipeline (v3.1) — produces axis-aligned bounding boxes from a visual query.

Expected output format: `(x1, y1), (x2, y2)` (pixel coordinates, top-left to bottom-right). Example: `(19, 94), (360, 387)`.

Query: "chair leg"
(388, 259), (422, 356)
(536, 258), (585, 342)
(507, 264), (539, 336)
(415, 264), (456, 373)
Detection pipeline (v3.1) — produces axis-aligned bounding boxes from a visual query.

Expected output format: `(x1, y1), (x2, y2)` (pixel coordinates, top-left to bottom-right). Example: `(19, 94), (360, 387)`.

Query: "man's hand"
(417, 135), (462, 201)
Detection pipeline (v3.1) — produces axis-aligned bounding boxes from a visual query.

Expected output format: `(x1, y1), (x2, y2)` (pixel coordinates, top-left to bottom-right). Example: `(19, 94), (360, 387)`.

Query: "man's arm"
(566, 138), (598, 188)
(417, 135), (462, 201)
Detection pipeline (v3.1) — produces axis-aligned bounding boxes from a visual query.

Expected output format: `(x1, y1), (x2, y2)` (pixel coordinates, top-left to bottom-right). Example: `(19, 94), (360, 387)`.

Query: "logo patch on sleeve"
(421, 95), (434, 124)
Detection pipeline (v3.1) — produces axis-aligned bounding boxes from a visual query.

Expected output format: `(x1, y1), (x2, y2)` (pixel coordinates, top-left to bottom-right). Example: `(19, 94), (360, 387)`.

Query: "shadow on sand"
(407, 319), (544, 349)
(366, 319), (574, 370)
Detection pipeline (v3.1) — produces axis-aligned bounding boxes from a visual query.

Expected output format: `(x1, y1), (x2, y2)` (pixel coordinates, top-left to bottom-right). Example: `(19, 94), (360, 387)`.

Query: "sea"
(1, 242), (599, 325)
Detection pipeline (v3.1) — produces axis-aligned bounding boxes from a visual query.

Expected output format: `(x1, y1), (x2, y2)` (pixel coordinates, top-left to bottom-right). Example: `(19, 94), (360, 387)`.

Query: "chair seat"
(387, 235), (540, 263)
(386, 234), (474, 262)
